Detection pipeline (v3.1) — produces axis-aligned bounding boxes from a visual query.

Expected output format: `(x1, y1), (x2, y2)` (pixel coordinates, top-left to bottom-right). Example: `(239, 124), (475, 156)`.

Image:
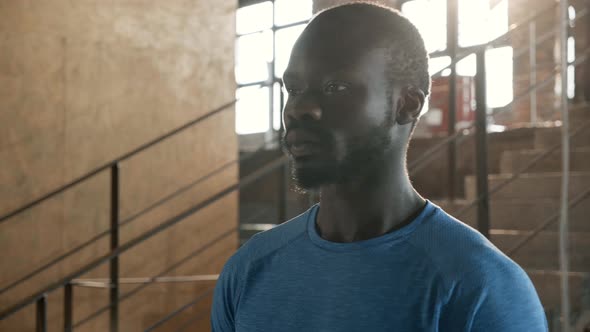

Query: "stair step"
(465, 172), (590, 200)
(435, 198), (590, 232)
(491, 231), (590, 272)
(500, 148), (590, 173)
(527, 270), (589, 311)
(569, 104), (590, 123)
(534, 122), (590, 149)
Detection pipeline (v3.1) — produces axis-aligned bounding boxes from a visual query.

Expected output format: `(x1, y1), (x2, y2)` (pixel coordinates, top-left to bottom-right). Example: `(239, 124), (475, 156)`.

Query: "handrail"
(71, 274), (219, 288)
(0, 100), (232, 223)
(409, 49), (588, 178)
(0, 153), (289, 321)
(454, 118), (590, 218)
(0, 134), (281, 297)
(507, 188), (590, 256)
(72, 159), (288, 329)
(71, 229), (235, 329)
(0, 81), (280, 224)
(0, 160), (234, 297)
(409, 48), (589, 180)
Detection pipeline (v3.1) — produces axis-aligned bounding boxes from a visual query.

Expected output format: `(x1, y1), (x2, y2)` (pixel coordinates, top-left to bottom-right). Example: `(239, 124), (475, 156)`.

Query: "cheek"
(329, 132), (350, 162)
(320, 89), (371, 131)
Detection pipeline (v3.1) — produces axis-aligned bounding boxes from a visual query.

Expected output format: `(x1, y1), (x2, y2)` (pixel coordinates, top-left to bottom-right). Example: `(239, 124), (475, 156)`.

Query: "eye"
(323, 82), (349, 95)
(285, 87), (303, 96)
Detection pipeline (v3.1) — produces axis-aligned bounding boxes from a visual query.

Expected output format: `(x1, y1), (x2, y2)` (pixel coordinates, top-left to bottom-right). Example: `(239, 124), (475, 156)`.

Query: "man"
(212, 2), (547, 331)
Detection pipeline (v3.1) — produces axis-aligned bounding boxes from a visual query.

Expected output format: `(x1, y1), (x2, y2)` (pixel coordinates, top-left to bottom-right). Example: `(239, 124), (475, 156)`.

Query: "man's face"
(281, 26), (400, 191)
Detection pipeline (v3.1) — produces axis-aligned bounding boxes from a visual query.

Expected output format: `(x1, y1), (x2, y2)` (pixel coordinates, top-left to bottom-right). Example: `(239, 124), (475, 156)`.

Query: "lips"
(289, 142), (320, 157)
(285, 129), (322, 158)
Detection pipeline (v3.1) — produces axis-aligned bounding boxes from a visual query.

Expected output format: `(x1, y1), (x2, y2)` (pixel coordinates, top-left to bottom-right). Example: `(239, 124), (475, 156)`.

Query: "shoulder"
(408, 201), (522, 284)
(236, 205), (311, 264)
(218, 205), (313, 282)
(411, 202), (546, 330)
(211, 207), (313, 329)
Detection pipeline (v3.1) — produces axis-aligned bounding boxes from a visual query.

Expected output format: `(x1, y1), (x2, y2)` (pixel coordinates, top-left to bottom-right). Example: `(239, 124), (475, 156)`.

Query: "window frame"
(234, 0), (516, 144)
(236, 0), (311, 144)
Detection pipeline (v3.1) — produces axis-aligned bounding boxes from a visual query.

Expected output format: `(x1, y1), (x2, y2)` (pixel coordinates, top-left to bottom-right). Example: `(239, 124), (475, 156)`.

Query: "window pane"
(456, 53), (476, 77)
(275, 0), (312, 26)
(402, 0), (447, 53)
(485, 47), (513, 108)
(429, 56), (451, 76)
(236, 86), (270, 134)
(567, 65), (575, 99)
(458, 0), (508, 47)
(275, 24), (306, 77)
(237, 1), (273, 35)
(236, 30), (273, 84)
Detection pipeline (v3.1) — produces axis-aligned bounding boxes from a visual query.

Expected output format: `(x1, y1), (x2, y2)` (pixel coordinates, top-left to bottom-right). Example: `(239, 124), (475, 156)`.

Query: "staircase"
(436, 104), (590, 329)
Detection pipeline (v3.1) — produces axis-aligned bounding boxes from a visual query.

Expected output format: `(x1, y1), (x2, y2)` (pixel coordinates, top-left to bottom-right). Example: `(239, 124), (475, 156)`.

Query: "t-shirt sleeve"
(211, 256), (243, 332)
(440, 256), (548, 331)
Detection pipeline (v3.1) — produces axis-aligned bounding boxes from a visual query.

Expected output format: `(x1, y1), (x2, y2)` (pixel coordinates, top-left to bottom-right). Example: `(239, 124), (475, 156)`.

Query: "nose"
(283, 94), (322, 128)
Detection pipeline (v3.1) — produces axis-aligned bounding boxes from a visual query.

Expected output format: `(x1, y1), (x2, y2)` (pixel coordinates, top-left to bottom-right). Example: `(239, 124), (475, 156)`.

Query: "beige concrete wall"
(0, 1), (238, 331)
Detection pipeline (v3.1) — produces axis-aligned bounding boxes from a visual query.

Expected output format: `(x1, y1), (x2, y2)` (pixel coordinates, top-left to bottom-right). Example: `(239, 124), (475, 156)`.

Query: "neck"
(315, 154), (425, 243)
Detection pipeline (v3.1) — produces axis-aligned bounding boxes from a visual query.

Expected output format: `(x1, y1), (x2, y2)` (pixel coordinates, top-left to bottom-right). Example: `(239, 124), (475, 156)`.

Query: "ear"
(395, 85), (425, 125)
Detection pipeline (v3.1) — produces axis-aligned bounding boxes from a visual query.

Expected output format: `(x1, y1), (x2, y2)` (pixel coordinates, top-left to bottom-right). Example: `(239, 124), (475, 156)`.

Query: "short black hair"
(313, 2), (431, 97)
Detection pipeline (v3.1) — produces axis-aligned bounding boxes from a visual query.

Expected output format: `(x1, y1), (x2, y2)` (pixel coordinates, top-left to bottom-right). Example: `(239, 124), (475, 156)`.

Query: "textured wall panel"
(0, 1), (238, 331)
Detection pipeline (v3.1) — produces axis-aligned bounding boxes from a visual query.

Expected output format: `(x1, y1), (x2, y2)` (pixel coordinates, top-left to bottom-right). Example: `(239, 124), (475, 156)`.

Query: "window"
(403, 0), (512, 108)
(235, 0), (516, 134)
(235, 0), (312, 135)
(402, 0), (447, 53)
(458, 0), (509, 47)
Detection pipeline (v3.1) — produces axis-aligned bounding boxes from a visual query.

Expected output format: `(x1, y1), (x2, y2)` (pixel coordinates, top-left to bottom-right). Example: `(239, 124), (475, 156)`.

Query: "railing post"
(64, 283), (73, 332)
(36, 295), (47, 332)
(529, 21), (537, 123)
(110, 164), (120, 332)
(558, 0), (571, 330)
(474, 50), (490, 239)
(446, 0), (458, 202)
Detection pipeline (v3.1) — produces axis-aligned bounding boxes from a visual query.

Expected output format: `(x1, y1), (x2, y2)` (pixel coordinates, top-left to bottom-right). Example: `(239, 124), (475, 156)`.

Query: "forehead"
(284, 46), (388, 83)
(283, 27), (389, 83)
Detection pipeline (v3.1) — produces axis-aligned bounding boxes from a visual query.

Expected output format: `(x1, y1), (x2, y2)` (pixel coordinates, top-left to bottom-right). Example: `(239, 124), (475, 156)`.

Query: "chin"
(290, 160), (342, 192)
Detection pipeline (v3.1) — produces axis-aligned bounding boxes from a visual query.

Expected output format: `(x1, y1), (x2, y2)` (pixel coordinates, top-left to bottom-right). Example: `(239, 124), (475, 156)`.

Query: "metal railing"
(0, 150), (289, 329)
(0, 82), (283, 330)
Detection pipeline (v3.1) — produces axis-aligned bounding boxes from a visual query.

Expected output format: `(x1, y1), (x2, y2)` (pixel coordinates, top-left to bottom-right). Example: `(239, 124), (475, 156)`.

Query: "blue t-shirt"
(211, 200), (547, 331)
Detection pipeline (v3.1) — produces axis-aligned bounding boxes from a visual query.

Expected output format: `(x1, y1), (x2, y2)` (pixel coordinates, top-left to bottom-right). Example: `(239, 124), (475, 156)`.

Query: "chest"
(235, 258), (445, 332)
